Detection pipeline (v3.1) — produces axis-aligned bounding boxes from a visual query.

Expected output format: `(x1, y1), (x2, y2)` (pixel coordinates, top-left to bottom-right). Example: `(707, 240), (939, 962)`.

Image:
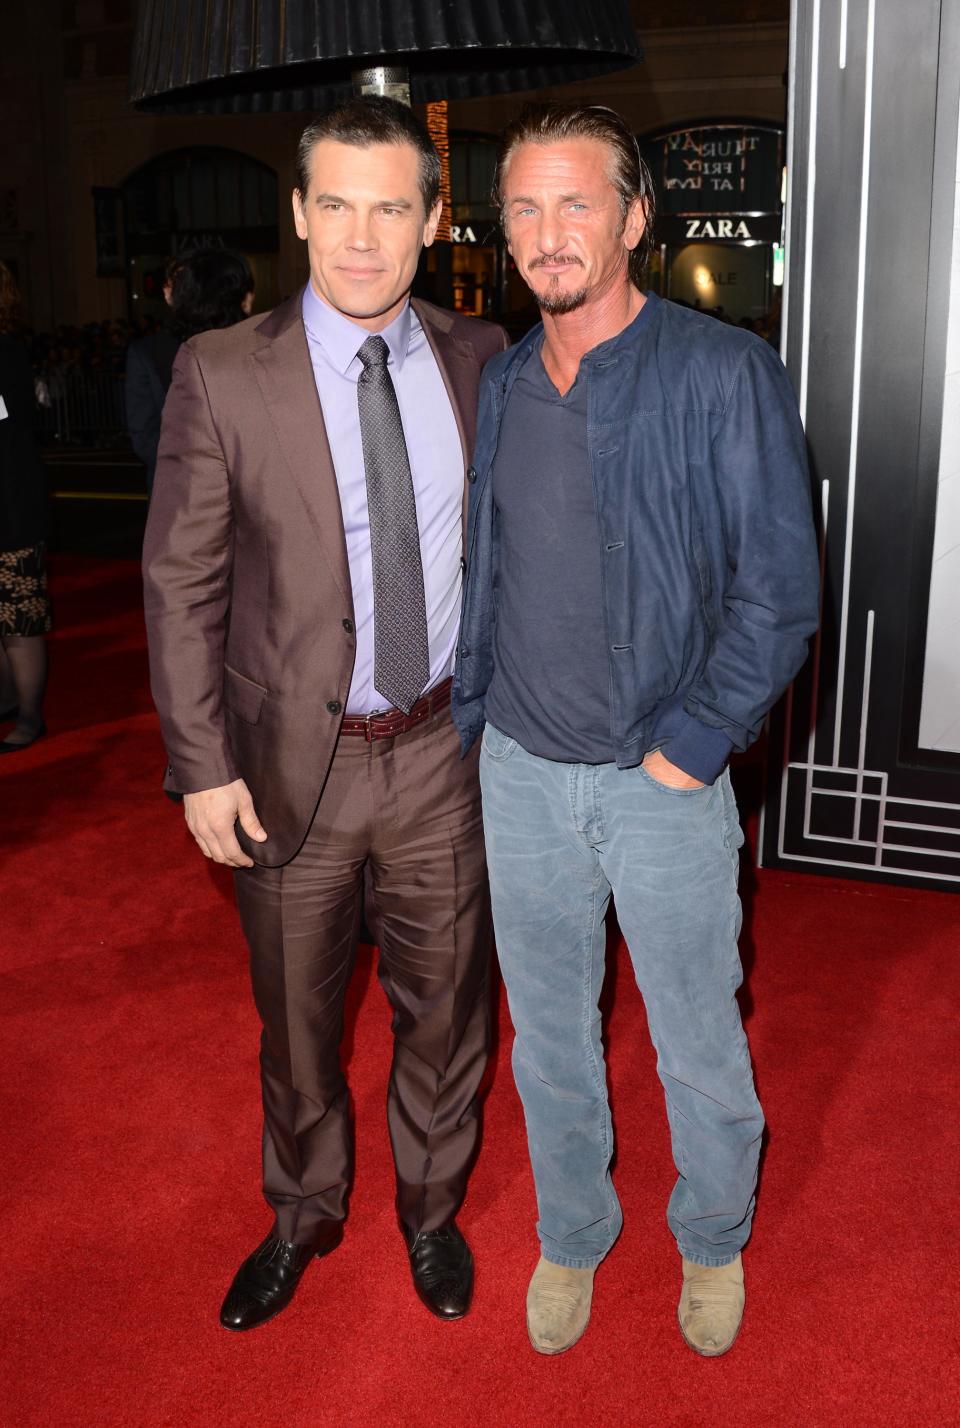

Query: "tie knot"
(357, 334), (389, 371)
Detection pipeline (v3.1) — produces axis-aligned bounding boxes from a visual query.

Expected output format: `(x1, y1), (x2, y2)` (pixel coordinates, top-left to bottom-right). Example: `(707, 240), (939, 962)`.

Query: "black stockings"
(0, 635), (48, 744)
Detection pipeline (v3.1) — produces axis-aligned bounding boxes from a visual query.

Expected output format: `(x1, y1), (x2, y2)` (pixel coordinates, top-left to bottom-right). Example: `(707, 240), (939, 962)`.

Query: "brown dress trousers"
(142, 292), (508, 1246)
(234, 711), (490, 1243)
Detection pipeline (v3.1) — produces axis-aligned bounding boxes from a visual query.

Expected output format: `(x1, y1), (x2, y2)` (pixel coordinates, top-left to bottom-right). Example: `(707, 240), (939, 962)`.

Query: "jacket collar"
(300, 281), (413, 375)
(496, 290), (662, 385)
(263, 289), (480, 472)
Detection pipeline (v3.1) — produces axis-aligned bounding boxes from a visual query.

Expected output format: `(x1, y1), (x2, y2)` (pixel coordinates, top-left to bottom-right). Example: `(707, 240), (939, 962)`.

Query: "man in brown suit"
(143, 97), (506, 1332)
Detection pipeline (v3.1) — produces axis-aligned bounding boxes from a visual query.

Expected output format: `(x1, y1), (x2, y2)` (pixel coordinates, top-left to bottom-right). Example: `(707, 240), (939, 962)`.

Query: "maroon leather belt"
(339, 675), (453, 741)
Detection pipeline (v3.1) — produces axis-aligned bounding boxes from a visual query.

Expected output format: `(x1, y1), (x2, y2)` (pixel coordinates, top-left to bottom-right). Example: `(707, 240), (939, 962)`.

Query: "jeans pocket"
(635, 764), (710, 797)
(718, 770), (745, 857)
(481, 722), (519, 761)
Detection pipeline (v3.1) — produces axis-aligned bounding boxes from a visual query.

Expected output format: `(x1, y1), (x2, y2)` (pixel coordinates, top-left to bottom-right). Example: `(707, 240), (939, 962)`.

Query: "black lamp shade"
(130, 0), (641, 112)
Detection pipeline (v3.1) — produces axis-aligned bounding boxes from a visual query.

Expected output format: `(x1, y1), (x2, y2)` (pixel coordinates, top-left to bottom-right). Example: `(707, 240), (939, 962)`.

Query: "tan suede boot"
(526, 1256), (596, 1355)
(678, 1253), (745, 1356)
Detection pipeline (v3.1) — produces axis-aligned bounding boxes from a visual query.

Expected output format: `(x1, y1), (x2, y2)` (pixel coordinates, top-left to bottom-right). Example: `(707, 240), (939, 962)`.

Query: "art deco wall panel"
(761, 0), (960, 890)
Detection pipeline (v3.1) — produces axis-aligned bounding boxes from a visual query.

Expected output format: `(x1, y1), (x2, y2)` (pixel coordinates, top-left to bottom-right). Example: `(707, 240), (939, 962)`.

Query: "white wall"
(919, 105), (960, 754)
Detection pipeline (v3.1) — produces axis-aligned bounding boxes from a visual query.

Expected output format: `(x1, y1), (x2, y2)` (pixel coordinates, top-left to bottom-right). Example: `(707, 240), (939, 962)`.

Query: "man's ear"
(422, 198), (443, 249)
(292, 189), (308, 241)
(501, 211), (514, 258)
(623, 193), (648, 253)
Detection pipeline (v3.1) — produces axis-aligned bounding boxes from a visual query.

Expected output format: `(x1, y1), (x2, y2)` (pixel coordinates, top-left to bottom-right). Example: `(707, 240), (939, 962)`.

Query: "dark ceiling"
(630, 0), (789, 25)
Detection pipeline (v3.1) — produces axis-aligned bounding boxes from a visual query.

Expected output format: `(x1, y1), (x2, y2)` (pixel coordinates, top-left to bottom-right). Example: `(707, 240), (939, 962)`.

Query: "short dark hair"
(295, 96), (441, 217)
(493, 102), (657, 288)
(170, 248), (254, 340)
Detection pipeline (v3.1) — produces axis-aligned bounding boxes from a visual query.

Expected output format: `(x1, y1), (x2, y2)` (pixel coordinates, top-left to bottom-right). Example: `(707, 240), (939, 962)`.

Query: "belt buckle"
(365, 708), (403, 741)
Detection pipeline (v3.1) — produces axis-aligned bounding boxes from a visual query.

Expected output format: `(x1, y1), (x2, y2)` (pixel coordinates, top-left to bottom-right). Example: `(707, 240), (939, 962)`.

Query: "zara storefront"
(640, 122), (785, 328)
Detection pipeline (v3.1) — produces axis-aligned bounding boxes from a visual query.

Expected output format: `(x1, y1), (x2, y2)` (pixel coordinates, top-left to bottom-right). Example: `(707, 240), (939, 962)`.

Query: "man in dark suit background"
(143, 97), (506, 1332)
(124, 256), (181, 497)
(126, 250), (256, 495)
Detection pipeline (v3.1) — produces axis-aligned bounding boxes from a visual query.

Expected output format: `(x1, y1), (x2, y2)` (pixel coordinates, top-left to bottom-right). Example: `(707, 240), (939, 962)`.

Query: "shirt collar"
(301, 282), (413, 376)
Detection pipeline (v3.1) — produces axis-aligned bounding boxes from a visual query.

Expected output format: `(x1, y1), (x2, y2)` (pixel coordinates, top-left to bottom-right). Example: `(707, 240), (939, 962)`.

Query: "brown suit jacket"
(142, 289), (508, 867)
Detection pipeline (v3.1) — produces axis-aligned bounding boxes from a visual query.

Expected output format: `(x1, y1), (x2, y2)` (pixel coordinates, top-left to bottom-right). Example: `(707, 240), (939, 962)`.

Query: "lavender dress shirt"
(301, 282), (464, 714)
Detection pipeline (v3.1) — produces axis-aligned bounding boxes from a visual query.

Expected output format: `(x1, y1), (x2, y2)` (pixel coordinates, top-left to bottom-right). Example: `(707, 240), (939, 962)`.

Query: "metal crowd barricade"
(35, 366), (129, 448)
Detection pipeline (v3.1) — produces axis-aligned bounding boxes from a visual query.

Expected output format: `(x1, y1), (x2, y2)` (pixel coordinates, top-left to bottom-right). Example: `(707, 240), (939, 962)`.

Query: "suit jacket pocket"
(223, 664), (268, 725)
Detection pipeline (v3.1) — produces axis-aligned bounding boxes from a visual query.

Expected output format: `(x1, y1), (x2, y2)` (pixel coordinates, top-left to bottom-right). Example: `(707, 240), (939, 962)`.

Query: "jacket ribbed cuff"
(662, 711), (734, 785)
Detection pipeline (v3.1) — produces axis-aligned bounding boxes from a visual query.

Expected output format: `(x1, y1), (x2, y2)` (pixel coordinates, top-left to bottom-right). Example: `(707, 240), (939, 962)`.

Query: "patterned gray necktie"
(356, 334), (430, 714)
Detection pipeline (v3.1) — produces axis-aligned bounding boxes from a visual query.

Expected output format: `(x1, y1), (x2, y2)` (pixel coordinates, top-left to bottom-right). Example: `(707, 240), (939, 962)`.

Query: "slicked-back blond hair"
(493, 102), (656, 288)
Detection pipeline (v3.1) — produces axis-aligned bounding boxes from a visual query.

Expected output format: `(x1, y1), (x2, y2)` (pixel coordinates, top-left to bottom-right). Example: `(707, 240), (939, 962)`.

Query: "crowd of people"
(29, 315), (149, 383)
(14, 250), (255, 454)
(0, 247), (256, 749)
(125, 249), (255, 489)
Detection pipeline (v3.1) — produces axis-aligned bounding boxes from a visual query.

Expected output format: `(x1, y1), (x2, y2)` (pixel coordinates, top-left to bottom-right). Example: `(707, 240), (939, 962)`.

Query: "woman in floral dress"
(0, 262), (50, 752)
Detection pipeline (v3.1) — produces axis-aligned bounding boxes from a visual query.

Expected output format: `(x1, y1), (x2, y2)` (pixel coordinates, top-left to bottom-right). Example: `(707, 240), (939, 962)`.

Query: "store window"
(668, 242), (771, 323)
(450, 136), (498, 230)
(445, 133), (501, 319)
(120, 147), (279, 320)
(640, 123), (784, 333)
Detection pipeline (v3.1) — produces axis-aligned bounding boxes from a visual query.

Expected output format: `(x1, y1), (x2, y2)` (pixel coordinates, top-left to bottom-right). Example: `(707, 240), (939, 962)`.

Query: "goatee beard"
(537, 280), (588, 315)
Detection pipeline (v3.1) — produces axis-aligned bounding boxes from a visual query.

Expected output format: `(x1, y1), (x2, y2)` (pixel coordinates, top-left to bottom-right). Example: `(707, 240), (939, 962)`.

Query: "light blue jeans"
(479, 723), (764, 1269)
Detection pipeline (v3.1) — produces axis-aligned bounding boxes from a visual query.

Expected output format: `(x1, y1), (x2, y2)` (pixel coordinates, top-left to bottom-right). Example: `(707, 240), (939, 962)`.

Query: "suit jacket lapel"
(250, 293), (352, 608)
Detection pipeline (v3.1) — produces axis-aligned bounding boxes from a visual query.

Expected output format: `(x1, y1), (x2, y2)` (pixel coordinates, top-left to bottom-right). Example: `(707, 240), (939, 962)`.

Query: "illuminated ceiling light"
(427, 101), (452, 243)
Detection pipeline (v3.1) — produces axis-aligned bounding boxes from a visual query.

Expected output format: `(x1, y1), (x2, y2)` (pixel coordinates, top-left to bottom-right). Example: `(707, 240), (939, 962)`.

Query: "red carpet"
(2, 557), (958, 1427)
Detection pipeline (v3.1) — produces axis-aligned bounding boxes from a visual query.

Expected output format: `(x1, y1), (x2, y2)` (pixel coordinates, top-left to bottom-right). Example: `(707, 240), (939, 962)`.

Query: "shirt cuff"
(661, 711), (734, 785)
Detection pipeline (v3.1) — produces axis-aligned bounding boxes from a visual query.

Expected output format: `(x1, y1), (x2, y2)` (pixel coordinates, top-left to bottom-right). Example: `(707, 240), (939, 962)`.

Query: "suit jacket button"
(326, 700), (342, 715)
(342, 618), (354, 634)
(466, 466), (477, 483)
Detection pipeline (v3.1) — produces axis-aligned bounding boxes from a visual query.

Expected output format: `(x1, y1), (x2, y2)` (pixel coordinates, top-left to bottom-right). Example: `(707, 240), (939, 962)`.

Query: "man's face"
(293, 138), (440, 330)
(501, 137), (645, 315)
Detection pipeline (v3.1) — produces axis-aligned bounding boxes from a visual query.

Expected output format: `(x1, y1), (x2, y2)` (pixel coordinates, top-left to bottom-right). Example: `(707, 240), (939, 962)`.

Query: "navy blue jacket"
(451, 293), (820, 785)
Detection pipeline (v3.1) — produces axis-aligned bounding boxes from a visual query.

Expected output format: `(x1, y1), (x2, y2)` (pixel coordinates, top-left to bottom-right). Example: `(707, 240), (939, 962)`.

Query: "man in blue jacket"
(452, 103), (820, 1358)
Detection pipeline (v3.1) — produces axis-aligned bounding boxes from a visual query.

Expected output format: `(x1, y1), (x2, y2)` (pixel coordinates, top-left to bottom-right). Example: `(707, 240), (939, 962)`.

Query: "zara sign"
(685, 218), (754, 240)
(640, 124), (784, 245)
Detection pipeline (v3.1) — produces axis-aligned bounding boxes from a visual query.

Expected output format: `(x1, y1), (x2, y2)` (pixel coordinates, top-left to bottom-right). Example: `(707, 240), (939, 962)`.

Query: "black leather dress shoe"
(401, 1220), (474, 1320)
(219, 1225), (343, 1332)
